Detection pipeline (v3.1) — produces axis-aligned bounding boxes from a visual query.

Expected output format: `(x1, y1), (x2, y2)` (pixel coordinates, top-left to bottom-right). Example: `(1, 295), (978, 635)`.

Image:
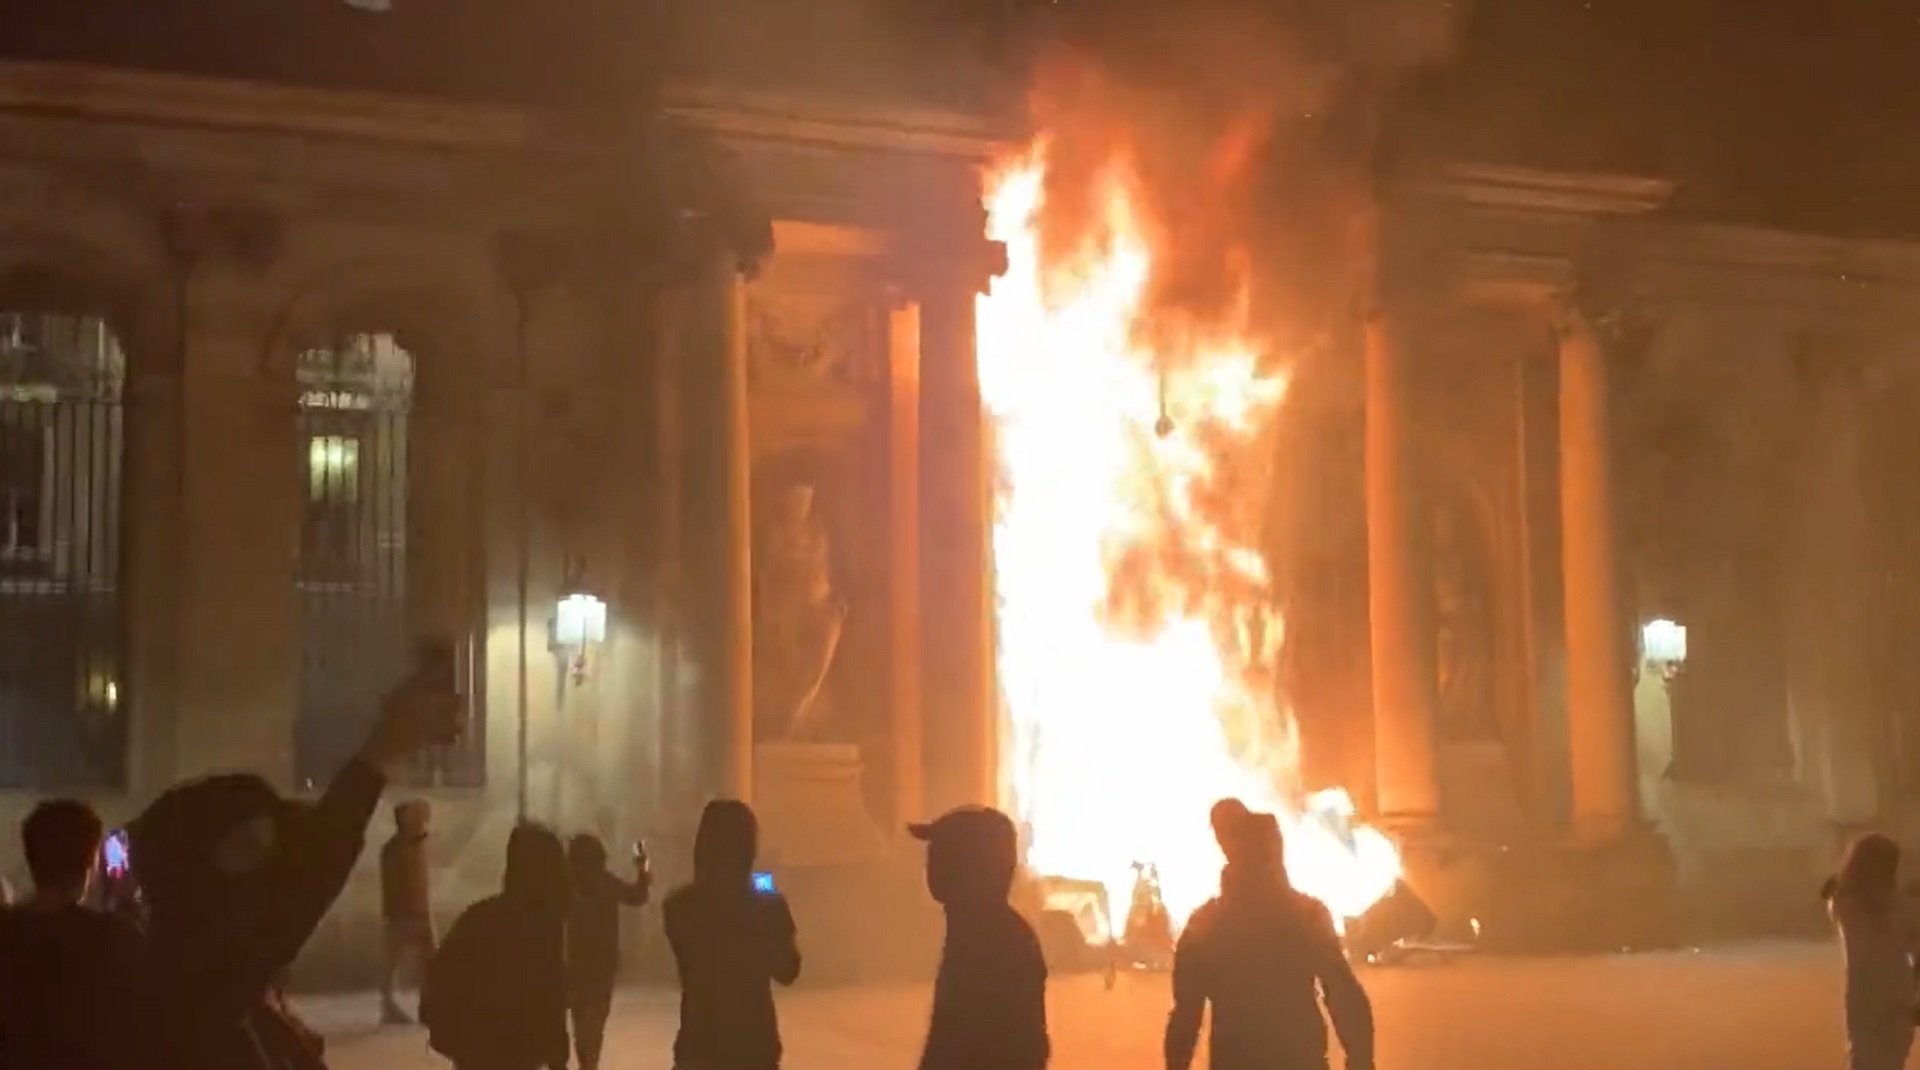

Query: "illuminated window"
(307, 434), (361, 503)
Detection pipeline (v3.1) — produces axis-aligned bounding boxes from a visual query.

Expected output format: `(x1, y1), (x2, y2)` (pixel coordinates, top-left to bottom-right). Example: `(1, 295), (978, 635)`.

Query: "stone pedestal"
(752, 742), (887, 866)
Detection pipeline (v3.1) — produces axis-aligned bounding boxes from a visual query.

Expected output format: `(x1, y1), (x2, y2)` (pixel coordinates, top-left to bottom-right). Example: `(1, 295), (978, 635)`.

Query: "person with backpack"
(422, 823), (571, 1070)
(132, 652), (462, 1070)
(663, 800), (800, 1070)
(912, 805), (1050, 1070)
(566, 833), (651, 1070)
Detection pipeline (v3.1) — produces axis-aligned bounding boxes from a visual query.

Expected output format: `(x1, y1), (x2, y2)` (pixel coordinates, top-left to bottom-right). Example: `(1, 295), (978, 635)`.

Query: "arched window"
(0, 310), (126, 788)
(295, 332), (480, 787)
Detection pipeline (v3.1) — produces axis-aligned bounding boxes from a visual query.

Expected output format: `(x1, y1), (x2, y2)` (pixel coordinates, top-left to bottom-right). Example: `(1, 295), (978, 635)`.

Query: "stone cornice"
(0, 59), (535, 151)
(663, 83), (1020, 161)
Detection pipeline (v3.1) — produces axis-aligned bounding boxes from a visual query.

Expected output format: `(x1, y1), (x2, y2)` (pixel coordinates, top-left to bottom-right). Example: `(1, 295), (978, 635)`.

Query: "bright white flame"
(979, 146), (1400, 933)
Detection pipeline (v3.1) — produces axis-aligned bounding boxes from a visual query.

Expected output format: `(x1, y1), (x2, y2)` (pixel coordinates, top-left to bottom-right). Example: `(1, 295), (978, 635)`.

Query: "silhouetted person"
(0, 799), (146, 1070)
(663, 800), (800, 1070)
(380, 798), (435, 1024)
(1828, 832), (1918, 1070)
(423, 823), (571, 1070)
(912, 806), (1049, 1070)
(1167, 808), (1374, 1070)
(131, 655), (462, 1070)
(567, 833), (651, 1070)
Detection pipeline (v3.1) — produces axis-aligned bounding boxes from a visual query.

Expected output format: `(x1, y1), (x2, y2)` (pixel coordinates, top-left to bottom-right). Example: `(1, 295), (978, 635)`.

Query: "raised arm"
(616, 870), (652, 907)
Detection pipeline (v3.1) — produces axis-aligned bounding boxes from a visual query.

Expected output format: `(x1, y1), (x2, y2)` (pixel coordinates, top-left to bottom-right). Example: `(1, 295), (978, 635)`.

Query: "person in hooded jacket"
(130, 654), (462, 1070)
(912, 806), (1049, 1070)
(1167, 807), (1374, 1070)
(423, 822), (572, 1070)
(663, 799), (800, 1070)
(566, 832), (651, 1070)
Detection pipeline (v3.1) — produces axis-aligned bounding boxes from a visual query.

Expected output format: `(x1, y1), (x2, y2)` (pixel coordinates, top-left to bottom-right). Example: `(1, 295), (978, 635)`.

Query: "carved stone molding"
(746, 286), (883, 388)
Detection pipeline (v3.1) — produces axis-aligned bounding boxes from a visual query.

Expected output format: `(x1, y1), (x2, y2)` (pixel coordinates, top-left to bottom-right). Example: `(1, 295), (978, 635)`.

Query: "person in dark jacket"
(566, 833), (651, 1070)
(380, 798), (435, 1024)
(130, 653), (462, 1070)
(0, 798), (147, 1070)
(663, 800), (800, 1070)
(912, 806), (1049, 1070)
(1166, 808), (1375, 1070)
(424, 823), (572, 1070)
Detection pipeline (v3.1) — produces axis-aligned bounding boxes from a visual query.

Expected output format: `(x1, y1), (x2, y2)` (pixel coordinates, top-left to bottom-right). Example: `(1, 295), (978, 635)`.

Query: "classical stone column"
(1364, 308), (1441, 822)
(171, 247), (300, 784)
(1785, 359), (1877, 825)
(679, 249), (755, 802)
(1555, 308), (1638, 837)
(887, 299), (925, 828)
(919, 284), (996, 814)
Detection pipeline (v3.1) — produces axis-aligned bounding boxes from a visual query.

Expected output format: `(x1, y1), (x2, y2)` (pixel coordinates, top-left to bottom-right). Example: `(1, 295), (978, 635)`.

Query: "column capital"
(886, 237), (1008, 305)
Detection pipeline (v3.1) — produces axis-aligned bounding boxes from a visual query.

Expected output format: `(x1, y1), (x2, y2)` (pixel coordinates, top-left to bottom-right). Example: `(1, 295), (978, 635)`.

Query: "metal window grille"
(0, 311), (125, 789)
(294, 333), (481, 788)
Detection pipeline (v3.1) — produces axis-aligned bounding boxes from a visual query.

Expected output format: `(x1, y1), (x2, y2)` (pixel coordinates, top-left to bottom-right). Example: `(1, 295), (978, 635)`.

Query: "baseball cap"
(907, 806), (1018, 869)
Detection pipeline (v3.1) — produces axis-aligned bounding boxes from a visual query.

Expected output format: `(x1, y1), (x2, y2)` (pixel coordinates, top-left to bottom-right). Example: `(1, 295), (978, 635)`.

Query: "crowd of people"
(9, 649), (1911, 1070)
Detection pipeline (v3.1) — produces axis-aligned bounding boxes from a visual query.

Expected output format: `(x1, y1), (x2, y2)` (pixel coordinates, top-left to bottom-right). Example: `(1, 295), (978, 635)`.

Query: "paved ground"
(311, 940), (1860, 1069)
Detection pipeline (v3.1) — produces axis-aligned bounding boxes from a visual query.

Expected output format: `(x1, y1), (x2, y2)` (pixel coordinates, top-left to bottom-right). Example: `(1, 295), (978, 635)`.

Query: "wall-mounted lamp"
(552, 557), (606, 686)
(1642, 618), (1688, 679)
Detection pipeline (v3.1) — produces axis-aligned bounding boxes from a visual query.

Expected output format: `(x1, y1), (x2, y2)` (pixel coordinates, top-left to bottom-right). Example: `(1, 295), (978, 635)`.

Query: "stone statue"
(1433, 505), (1497, 741)
(754, 483), (849, 740)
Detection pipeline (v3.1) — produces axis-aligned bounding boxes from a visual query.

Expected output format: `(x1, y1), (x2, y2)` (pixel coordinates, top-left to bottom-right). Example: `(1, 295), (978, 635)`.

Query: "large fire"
(978, 145), (1401, 937)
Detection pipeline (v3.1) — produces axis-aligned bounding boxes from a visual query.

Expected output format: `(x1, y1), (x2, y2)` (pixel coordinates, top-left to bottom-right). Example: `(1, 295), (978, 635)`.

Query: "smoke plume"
(1029, 0), (1464, 356)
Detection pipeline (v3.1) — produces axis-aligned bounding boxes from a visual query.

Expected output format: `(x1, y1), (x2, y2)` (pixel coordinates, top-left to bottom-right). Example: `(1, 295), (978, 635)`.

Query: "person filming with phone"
(663, 799), (801, 1070)
(566, 832), (652, 1070)
(133, 642), (464, 1070)
(0, 799), (147, 1070)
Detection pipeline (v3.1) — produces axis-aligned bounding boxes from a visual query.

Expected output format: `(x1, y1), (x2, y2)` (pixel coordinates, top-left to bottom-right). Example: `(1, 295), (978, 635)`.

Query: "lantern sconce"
(1641, 618), (1688, 681)
(552, 556), (607, 686)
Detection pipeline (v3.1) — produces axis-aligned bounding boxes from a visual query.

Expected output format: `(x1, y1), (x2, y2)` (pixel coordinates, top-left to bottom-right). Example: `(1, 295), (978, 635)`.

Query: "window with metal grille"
(294, 332), (481, 788)
(0, 311), (126, 789)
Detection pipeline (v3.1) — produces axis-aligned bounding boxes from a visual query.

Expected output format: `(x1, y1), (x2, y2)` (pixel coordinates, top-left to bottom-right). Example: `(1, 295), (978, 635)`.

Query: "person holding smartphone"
(133, 643), (463, 1070)
(0, 799), (147, 1070)
(565, 833), (652, 1070)
(663, 800), (800, 1070)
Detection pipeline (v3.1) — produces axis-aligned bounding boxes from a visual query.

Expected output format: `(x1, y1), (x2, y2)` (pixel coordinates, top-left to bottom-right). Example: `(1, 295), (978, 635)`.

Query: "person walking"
(911, 806), (1050, 1070)
(1827, 832), (1920, 1070)
(380, 798), (436, 1024)
(131, 649), (463, 1070)
(566, 833), (651, 1070)
(663, 800), (801, 1070)
(0, 799), (147, 1070)
(1166, 807), (1374, 1070)
(422, 823), (572, 1070)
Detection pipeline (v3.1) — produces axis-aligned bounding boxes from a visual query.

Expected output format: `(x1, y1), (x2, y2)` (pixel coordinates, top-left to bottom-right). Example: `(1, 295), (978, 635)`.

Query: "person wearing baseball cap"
(909, 806), (1050, 1070)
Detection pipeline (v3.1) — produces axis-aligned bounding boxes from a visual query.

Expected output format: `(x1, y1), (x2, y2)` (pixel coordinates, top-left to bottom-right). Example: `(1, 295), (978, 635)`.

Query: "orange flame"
(978, 144), (1400, 935)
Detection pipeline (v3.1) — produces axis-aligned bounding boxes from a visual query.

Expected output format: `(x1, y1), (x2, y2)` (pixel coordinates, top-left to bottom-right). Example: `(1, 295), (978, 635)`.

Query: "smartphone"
(101, 828), (130, 880)
(751, 871), (777, 895)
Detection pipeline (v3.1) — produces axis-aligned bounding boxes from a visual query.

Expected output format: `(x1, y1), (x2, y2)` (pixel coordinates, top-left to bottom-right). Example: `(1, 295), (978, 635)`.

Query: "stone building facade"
(0, 5), (1012, 979)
